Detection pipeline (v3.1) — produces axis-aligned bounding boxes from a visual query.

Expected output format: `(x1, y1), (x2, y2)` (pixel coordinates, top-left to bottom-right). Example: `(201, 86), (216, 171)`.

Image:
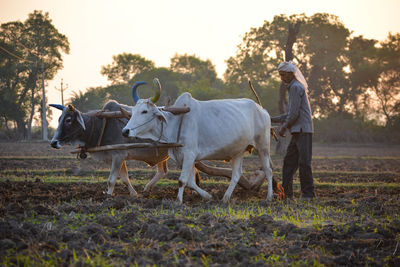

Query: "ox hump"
(174, 92), (194, 106)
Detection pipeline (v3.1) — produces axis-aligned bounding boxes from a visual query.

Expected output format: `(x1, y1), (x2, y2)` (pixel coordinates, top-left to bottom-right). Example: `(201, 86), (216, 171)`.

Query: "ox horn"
(150, 78), (161, 104)
(131, 81), (148, 104)
(49, 104), (66, 110)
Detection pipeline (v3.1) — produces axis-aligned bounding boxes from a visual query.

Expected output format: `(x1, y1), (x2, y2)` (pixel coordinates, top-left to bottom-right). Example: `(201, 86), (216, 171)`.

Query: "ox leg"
(106, 156), (124, 195)
(119, 160), (137, 197)
(187, 167), (212, 200)
(222, 155), (244, 203)
(144, 160), (168, 193)
(258, 148), (274, 201)
(177, 155), (212, 204)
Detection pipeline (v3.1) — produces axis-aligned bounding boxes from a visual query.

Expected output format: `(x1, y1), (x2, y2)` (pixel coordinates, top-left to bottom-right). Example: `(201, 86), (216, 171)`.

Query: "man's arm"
(271, 114), (287, 123)
(282, 84), (302, 129)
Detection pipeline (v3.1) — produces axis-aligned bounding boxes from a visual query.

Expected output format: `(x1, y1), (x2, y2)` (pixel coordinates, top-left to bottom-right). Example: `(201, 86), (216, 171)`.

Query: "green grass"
(1, 155), (400, 160)
(1, 173), (399, 191)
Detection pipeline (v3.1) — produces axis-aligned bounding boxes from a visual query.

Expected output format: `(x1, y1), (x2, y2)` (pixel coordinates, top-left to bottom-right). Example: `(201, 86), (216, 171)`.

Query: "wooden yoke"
(162, 106), (190, 115)
(86, 106), (190, 120)
(86, 109), (130, 119)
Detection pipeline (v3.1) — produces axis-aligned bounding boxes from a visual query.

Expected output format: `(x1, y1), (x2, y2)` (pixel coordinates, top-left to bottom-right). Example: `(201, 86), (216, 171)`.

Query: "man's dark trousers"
(282, 132), (315, 198)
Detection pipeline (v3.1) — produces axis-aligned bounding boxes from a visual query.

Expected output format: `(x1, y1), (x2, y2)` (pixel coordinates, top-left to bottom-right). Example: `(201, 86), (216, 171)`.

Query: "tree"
(170, 54), (227, 100)
(71, 67), (183, 109)
(101, 53), (155, 84)
(345, 36), (380, 115)
(70, 87), (107, 112)
(0, 10), (69, 139)
(225, 13), (352, 116)
(371, 70), (400, 126)
(170, 53), (218, 83)
(301, 14), (350, 115)
(367, 33), (400, 126)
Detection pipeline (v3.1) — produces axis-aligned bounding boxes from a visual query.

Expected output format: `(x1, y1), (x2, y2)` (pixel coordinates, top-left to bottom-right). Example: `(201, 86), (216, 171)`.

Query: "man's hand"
(279, 126), (287, 137)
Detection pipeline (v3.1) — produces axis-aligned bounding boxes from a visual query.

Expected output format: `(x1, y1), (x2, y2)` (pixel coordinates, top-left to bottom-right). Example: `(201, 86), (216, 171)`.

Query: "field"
(0, 142), (399, 266)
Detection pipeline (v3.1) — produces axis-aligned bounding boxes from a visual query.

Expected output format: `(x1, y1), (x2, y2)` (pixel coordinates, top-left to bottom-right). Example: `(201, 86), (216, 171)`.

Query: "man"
(271, 61), (315, 200)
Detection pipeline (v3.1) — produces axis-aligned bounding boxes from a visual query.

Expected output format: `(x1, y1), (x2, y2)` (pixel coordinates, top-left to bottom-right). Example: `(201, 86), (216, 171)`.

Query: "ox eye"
(141, 110), (148, 114)
(65, 117), (72, 123)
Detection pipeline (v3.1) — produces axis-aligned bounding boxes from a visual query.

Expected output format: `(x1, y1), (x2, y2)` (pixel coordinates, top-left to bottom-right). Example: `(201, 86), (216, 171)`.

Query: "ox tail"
(195, 169), (201, 187)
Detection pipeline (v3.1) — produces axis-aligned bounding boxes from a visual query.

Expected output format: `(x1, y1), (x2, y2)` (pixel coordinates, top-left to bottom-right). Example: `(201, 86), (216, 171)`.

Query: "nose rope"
(127, 115), (167, 143)
(128, 116), (156, 132)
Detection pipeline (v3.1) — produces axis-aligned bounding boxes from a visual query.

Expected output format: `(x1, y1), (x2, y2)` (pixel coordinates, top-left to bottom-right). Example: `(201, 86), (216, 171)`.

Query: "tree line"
(1, 11), (399, 142)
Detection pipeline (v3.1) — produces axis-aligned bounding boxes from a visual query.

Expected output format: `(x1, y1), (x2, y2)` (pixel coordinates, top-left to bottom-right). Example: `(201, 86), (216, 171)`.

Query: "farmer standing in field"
(271, 61), (316, 200)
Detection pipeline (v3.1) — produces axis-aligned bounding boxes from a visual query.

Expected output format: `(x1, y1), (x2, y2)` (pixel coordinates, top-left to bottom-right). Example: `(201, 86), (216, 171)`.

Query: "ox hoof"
(203, 193), (212, 200)
(102, 191), (113, 196)
(222, 195), (231, 203)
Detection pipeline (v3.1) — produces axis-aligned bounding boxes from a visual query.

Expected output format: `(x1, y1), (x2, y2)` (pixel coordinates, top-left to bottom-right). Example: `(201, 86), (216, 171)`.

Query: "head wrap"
(278, 61), (308, 91)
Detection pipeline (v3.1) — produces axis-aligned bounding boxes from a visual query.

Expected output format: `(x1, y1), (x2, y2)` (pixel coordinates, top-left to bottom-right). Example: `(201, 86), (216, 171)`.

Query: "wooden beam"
(85, 110), (130, 119)
(194, 161), (253, 190)
(162, 106), (190, 115)
(70, 142), (184, 154)
(84, 106), (190, 119)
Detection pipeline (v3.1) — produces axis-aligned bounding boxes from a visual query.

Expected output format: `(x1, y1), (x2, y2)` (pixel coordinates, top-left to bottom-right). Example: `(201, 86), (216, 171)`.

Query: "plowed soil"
(0, 142), (399, 266)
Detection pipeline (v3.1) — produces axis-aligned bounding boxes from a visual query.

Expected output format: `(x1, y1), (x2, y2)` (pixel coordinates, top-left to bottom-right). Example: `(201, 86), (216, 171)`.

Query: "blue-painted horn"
(49, 104), (66, 110)
(131, 81), (147, 104)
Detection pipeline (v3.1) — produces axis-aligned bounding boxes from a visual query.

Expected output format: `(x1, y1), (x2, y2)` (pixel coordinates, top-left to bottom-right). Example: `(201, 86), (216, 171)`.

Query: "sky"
(1, 0), (400, 127)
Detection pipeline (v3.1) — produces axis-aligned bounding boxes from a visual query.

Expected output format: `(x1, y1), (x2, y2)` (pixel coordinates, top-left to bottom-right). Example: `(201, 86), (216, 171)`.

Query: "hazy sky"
(1, 0), (400, 127)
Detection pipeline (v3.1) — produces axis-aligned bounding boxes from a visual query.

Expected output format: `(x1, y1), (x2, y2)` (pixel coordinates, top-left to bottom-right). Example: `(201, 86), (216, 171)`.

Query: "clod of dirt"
(97, 215), (117, 227)
(143, 199), (162, 209)
(102, 197), (127, 210)
(177, 225), (200, 241)
(145, 250), (163, 263)
(112, 222), (140, 241)
(143, 223), (173, 241)
(58, 249), (72, 262)
(59, 227), (80, 242)
(121, 211), (139, 223)
(81, 223), (110, 244)
(278, 223), (297, 236)
(0, 239), (16, 252)
(33, 204), (57, 215)
(6, 202), (24, 215)
(198, 213), (217, 226)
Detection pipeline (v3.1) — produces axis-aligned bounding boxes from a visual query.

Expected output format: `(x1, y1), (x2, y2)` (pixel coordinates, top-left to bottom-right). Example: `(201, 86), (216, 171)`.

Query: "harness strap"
(79, 112), (107, 159)
(97, 118), (107, 147)
(176, 113), (185, 143)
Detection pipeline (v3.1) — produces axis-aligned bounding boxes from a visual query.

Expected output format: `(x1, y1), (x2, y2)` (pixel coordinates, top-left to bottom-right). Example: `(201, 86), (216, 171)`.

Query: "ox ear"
(155, 109), (167, 124)
(76, 111), (86, 131)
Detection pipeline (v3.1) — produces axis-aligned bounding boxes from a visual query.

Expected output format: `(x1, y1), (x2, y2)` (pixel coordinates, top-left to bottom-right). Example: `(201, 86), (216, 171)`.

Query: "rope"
(248, 80), (262, 107)
(129, 116), (156, 132)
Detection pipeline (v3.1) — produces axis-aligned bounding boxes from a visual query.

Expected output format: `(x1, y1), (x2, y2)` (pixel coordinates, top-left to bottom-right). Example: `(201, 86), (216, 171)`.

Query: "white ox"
(123, 79), (273, 203)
